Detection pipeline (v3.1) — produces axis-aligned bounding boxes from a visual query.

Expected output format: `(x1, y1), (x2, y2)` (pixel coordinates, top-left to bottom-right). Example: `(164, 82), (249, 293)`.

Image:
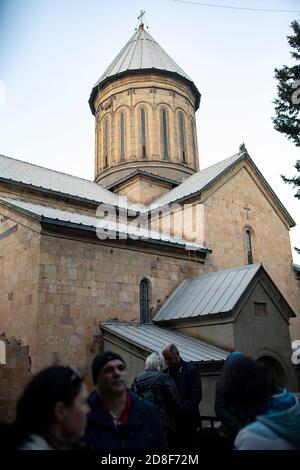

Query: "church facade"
(0, 22), (299, 418)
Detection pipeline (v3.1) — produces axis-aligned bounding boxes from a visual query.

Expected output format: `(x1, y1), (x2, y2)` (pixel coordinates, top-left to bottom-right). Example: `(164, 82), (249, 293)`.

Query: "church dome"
(90, 21), (201, 192)
(89, 24), (200, 114)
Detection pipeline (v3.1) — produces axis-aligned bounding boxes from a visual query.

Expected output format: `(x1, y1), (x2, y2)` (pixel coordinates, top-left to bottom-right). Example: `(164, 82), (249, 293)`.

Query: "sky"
(0, 0), (299, 263)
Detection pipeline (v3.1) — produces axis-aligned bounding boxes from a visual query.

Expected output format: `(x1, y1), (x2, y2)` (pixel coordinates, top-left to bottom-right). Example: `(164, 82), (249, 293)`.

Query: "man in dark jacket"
(85, 351), (166, 451)
(162, 344), (202, 450)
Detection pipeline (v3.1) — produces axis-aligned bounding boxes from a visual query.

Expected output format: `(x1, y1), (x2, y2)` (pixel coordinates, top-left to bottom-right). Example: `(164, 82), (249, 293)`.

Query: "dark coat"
(214, 382), (240, 436)
(85, 390), (166, 451)
(164, 359), (202, 426)
(132, 370), (180, 430)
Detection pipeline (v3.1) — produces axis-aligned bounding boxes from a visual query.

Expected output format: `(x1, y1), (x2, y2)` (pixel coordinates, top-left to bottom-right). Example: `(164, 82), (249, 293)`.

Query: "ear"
(53, 401), (67, 423)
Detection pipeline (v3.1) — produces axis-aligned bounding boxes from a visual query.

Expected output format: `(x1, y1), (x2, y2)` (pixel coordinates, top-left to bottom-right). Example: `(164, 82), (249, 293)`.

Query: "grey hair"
(145, 352), (165, 371)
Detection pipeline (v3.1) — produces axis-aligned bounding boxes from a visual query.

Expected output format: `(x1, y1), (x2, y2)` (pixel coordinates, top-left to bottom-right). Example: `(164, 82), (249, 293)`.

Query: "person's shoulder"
(182, 360), (198, 371)
(88, 390), (99, 407)
(129, 390), (158, 412)
(160, 372), (174, 384)
(19, 434), (54, 450)
(87, 391), (105, 423)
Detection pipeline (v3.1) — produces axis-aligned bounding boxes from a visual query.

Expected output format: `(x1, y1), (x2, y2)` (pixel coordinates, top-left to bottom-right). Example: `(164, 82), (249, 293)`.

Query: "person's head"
(220, 355), (277, 425)
(162, 344), (180, 367)
(145, 352), (164, 371)
(226, 351), (243, 362)
(16, 366), (89, 443)
(92, 351), (127, 398)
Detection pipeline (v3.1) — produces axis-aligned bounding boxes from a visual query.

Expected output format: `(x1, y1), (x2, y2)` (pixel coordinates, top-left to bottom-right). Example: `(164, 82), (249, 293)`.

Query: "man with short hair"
(85, 351), (166, 450)
(162, 343), (202, 449)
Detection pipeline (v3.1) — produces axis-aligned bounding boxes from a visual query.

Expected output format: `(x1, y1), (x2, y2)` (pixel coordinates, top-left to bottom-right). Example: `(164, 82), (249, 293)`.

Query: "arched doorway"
(256, 355), (287, 388)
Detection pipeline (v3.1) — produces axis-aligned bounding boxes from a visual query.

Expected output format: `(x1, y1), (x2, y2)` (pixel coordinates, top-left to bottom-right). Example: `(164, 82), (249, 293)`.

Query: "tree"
(273, 19), (300, 201)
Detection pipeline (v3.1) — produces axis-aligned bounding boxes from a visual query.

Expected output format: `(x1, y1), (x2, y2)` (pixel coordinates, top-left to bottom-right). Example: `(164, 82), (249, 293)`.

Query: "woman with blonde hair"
(132, 352), (180, 448)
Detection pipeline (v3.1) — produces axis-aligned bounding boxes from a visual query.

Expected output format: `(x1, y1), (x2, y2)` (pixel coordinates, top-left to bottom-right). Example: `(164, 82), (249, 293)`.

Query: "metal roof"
(0, 151), (295, 226)
(293, 263), (300, 273)
(0, 154), (139, 211)
(96, 25), (192, 85)
(89, 25), (200, 113)
(153, 264), (262, 322)
(107, 169), (180, 191)
(101, 322), (228, 362)
(149, 151), (296, 227)
(150, 153), (242, 209)
(0, 197), (208, 252)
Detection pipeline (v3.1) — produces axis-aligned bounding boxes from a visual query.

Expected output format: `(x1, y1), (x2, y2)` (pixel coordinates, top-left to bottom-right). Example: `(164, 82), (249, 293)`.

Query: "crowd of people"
(1, 345), (300, 451)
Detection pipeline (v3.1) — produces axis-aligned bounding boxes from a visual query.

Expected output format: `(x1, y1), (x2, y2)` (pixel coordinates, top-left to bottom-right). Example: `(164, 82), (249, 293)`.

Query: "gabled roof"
(150, 152), (242, 209)
(100, 322), (228, 362)
(0, 154), (139, 211)
(107, 169), (180, 191)
(149, 150), (296, 228)
(293, 263), (300, 273)
(89, 25), (200, 114)
(0, 197), (209, 253)
(153, 263), (296, 322)
(154, 264), (261, 322)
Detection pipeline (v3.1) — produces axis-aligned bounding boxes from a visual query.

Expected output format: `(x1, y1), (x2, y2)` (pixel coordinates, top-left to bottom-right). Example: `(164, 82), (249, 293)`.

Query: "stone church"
(0, 21), (299, 417)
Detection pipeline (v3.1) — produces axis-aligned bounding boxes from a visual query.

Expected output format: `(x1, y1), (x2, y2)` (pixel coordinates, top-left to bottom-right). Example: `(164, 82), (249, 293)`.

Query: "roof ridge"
(199, 152), (240, 172)
(192, 263), (261, 280)
(150, 152), (241, 208)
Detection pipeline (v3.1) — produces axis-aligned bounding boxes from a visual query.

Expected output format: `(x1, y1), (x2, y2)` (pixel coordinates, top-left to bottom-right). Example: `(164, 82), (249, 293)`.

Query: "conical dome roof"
(89, 25), (200, 114)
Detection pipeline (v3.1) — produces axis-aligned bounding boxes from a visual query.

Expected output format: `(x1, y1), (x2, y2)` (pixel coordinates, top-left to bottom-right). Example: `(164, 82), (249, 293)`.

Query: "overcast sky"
(0, 0), (299, 263)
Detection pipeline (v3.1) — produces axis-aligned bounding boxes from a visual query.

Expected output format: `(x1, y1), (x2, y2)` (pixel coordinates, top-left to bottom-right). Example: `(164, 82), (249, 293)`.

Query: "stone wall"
(201, 163), (300, 339)
(115, 174), (173, 205)
(35, 231), (205, 375)
(0, 209), (41, 369)
(0, 334), (32, 422)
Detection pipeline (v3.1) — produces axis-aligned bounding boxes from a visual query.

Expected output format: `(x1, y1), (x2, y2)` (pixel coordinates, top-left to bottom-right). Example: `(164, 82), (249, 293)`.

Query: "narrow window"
(0, 340), (5, 364)
(104, 120), (109, 167)
(140, 279), (150, 323)
(178, 112), (186, 162)
(120, 112), (125, 161)
(254, 302), (267, 317)
(161, 108), (169, 159)
(191, 121), (197, 168)
(141, 108), (146, 158)
(245, 229), (253, 264)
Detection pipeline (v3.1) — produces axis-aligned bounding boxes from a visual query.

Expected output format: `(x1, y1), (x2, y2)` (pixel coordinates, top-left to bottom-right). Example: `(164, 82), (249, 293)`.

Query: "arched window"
(104, 119), (109, 167)
(178, 111), (186, 163)
(191, 120), (197, 168)
(140, 279), (151, 324)
(161, 108), (169, 159)
(245, 229), (253, 264)
(141, 108), (147, 158)
(120, 112), (125, 161)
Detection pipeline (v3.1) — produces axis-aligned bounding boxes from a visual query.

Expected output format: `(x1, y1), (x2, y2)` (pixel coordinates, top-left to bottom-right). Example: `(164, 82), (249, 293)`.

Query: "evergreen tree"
(273, 19), (300, 201)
